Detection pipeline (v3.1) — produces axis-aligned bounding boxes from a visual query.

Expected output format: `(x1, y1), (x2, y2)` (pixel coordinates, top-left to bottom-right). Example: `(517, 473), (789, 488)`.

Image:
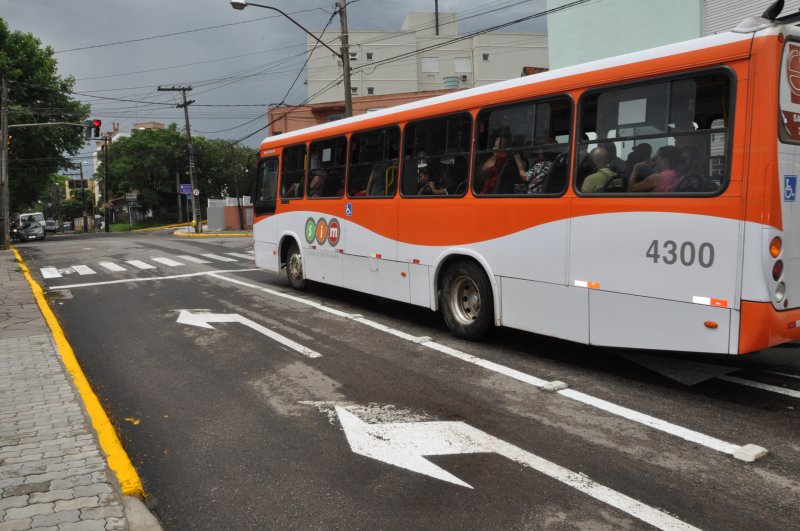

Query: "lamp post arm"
(245, 3), (342, 58)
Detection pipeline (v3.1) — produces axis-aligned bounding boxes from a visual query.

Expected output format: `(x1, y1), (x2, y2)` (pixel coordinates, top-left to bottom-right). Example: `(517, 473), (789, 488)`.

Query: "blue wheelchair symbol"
(345, 203), (353, 217)
(785, 176), (797, 202)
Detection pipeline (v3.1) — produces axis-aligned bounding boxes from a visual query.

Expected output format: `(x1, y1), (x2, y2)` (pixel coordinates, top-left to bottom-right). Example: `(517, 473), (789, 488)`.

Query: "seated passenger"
(518, 148), (551, 194)
(675, 145), (704, 192)
(623, 143), (653, 184)
(580, 146), (617, 193)
(417, 166), (445, 195)
(628, 146), (681, 193)
(478, 137), (525, 194)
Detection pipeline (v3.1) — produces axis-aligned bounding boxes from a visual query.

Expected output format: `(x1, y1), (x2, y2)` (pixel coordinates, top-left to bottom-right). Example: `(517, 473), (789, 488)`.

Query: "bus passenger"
(628, 146), (681, 193)
(478, 137), (526, 194)
(417, 165), (445, 195)
(675, 145), (704, 192)
(580, 147), (617, 193)
(623, 143), (653, 184)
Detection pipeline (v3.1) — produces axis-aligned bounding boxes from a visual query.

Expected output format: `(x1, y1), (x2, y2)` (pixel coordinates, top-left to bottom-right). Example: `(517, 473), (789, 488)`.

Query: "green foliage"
(1, 18), (90, 212)
(96, 125), (257, 216)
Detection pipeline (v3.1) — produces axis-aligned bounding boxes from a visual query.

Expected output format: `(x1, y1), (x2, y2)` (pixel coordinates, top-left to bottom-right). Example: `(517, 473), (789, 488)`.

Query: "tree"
(0, 18), (89, 212)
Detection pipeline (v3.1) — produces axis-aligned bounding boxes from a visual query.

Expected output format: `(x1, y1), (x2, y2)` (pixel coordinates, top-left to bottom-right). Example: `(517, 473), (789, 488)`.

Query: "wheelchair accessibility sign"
(786, 175), (797, 202)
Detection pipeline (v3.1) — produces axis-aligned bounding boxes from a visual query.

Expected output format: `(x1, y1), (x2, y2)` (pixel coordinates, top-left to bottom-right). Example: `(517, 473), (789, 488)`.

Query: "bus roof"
(261, 29), (755, 149)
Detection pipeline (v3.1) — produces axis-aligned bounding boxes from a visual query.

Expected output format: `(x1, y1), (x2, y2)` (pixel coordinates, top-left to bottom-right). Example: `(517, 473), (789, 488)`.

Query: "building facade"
(547, 0), (800, 69)
(306, 11), (548, 104)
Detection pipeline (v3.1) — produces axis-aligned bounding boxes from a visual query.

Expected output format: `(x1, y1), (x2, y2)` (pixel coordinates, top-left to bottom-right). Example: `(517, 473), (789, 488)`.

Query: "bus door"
(341, 127), (406, 302)
(571, 71), (738, 354)
(252, 156), (279, 271)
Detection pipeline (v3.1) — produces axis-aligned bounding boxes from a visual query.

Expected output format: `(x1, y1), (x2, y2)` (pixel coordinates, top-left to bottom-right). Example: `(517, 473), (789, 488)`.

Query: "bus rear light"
(704, 321), (718, 329)
(773, 260), (784, 281)
(770, 236), (782, 258)
(775, 282), (786, 303)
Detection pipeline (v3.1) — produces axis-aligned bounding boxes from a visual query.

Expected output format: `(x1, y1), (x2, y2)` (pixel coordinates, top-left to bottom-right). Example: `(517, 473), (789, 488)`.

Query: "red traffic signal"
(92, 119), (102, 138)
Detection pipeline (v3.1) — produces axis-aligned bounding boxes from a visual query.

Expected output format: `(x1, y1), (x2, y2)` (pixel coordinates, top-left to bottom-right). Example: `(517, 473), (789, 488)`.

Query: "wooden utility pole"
(338, 0), (353, 118)
(158, 85), (201, 233)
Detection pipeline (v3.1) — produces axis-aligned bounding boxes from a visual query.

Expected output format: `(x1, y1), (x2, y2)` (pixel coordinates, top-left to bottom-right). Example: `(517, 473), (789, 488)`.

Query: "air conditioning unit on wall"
(460, 74), (468, 81)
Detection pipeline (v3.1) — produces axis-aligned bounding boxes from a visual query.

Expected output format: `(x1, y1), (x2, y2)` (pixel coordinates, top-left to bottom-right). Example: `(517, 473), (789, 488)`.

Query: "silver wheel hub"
(449, 275), (480, 325)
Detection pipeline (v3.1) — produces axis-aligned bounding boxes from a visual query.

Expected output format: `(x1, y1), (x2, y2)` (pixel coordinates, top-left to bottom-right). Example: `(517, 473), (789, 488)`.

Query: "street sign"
(125, 193), (138, 201)
(192, 188), (200, 196)
(179, 183), (192, 195)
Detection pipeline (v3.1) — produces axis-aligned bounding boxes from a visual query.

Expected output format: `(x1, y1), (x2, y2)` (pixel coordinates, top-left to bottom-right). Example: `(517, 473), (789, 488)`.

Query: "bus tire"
(439, 260), (494, 340)
(285, 241), (307, 291)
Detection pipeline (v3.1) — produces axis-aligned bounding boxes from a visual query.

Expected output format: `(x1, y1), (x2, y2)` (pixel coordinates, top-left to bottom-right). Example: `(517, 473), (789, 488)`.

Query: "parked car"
(17, 220), (45, 241)
(62, 221), (73, 232)
(45, 220), (57, 233)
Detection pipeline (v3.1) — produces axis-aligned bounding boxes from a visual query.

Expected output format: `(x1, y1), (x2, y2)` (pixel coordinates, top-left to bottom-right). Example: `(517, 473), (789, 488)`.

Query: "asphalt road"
(16, 231), (800, 530)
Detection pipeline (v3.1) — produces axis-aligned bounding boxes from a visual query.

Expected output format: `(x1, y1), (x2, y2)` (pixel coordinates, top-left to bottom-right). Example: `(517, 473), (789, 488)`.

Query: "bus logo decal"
(328, 219), (340, 247)
(788, 45), (800, 104)
(304, 218), (317, 243)
(785, 175), (797, 202)
(315, 218), (329, 245)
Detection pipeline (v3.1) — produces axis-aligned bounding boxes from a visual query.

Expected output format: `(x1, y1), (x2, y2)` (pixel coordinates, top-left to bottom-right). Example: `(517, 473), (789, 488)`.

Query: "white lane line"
(226, 252), (255, 260)
(72, 265), (96, 276)
(177, 254), (211, 264)
(151, 257), (185, 267)
(127, 260), (156, 270)
(48, 268), (260, 290)
(765, 370), (800, 381)
(41, 267), (62, 279)
(99, 262), (127, 272)
(717, 375), (800, 399)
(207, 272), (759, 460)
(558, 389), (740, 455)
(201, 253), (237, 262)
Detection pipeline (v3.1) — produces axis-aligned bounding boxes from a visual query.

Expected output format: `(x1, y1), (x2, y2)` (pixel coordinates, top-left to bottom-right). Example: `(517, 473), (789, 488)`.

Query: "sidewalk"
(0, 250), (160, 530)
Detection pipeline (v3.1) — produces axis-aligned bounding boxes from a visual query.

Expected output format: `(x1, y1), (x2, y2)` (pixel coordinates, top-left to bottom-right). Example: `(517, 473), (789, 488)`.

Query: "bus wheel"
(439, 261), (493, 340)
(286, 241), (307, 291)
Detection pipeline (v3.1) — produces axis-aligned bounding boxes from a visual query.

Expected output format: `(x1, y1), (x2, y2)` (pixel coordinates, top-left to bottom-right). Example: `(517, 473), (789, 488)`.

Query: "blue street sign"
(179, 183), (192, 195)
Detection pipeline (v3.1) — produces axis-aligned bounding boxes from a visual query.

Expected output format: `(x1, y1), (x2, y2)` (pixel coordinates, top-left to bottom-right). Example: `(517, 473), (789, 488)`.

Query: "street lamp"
(230, 1), (353, 118)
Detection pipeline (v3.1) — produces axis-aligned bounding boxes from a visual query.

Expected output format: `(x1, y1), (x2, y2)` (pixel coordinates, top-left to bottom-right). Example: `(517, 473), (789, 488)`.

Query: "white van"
(19, 212), (45, 228)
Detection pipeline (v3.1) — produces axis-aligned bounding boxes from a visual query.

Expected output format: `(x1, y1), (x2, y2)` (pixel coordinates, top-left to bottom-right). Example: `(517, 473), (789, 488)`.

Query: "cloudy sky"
(3, 0), (548, 154)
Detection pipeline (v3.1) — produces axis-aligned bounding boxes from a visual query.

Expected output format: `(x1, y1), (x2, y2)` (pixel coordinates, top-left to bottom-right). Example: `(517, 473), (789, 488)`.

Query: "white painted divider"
(126, 260), (155, 270)
(41, 267), (61, 279)
(177, 255), (211, 264)
(99, 262), (127, 272)
(71, 265), (96, 276)
(151, 257), (184, 267)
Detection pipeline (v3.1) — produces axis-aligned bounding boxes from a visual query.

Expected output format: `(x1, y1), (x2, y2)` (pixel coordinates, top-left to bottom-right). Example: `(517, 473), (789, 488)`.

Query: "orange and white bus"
(251, 4), (800, 355)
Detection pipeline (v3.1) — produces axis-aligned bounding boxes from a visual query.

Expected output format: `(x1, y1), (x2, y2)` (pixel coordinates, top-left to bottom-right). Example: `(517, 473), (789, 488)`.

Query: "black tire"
(285, 241), (307, 291)
(439, 260), (494, 340)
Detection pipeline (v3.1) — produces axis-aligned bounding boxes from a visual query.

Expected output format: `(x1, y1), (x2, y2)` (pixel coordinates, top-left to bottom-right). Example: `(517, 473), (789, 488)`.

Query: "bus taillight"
(772, 260), (784, 281)
(770, 236), (782, 258)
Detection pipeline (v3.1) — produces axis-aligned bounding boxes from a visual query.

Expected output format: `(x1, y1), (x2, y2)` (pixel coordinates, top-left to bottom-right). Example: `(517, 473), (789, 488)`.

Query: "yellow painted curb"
(172, 231), (253, 238)
(11, 248), (145, 498)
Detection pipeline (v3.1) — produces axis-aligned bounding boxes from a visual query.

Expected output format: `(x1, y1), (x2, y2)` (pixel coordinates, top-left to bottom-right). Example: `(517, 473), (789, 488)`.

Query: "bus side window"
(578, 71), (731, 195)
(403, 114), (471, 197)
(347, 126), (399, 198)
(281, 144), (306, 199)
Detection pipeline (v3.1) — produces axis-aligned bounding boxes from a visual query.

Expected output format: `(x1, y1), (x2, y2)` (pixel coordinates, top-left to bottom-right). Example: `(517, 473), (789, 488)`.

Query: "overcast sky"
(3, 0), (548, 155)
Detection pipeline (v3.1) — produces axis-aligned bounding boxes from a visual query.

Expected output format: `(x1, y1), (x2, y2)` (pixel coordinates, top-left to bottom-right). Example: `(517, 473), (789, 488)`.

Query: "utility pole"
(102, 134), (110, 232)
(0, 77), (9, 250)
(338, 0), (353, 118)
(158, 85), (201, 233)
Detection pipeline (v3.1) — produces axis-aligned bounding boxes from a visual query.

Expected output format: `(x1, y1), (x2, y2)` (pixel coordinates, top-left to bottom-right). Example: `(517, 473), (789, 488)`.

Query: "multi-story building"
(546, 0), (800, 69)
(268, 12), (549, 135)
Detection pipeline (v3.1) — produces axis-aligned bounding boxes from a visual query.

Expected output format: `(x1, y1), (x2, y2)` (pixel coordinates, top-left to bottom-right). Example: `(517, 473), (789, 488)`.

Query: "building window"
(421, 57), (439, 73)
(366, 52), (373, 60)
(455, 57), (472, 73)
(367, 87), (375, 95)
(482, 53), (490, 61)
(349, 51), (358, 62)
(351, 87), (359, 95)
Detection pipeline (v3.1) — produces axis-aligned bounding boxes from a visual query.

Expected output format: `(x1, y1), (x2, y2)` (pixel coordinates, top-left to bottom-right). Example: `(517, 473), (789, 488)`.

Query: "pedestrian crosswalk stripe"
(225, 253), (253, 260)
(201, 253), (237, 262)
(127, 260), (155, 270)
(41, 267), (62, 279)
(151, 257), (184, 267)
(72, 265), (96, 276)
(99, 262), (127, 272)
(177, 255), (211, 264)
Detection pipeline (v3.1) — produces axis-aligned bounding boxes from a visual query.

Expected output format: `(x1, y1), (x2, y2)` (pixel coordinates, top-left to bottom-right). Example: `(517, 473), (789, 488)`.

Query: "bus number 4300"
(646, 240), (715, 268)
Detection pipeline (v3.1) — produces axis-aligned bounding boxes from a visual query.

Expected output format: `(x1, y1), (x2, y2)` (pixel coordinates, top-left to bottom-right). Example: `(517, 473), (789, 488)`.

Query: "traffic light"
(84, 119), (92, 140)
(92, 119), (102, 138)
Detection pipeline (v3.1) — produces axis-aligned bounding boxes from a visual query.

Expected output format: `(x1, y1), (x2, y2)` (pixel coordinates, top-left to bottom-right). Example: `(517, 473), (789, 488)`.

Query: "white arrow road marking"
(176, 310), (322, 358)
(335, 406), (698, 531)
